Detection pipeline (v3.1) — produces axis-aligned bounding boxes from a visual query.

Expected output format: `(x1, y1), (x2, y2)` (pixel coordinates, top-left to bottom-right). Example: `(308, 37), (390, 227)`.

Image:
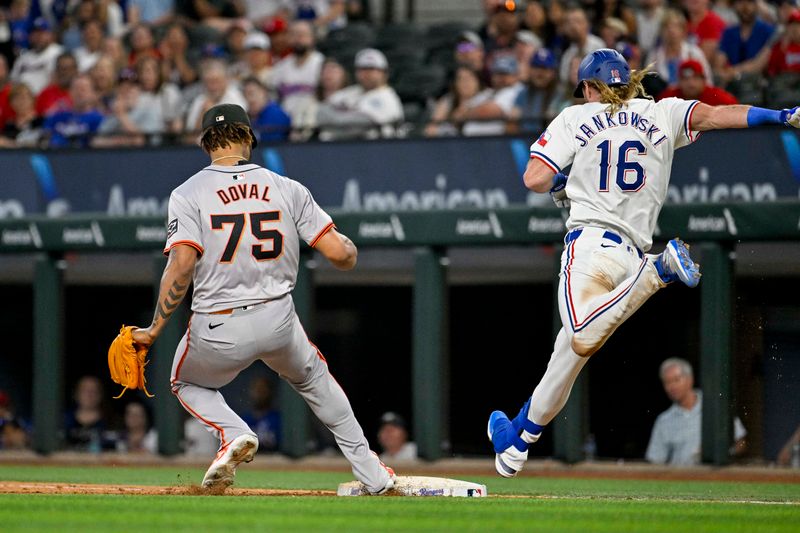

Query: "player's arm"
(314, 229), (358, 271)
(691, 103), (799, 131)
(132, 245), (197, 347)
(523, 158), (557, 193)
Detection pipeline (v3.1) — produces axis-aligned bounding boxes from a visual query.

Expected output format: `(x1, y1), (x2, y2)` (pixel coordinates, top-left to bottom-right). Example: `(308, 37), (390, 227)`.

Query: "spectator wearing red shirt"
(767, 10), (800, 75)
(684, 0), (728, 61)
(36, 53), (78, 116)
(0, 56), (11, 128)
(658, 59), (739, 105)
(128, 24), (161, 67)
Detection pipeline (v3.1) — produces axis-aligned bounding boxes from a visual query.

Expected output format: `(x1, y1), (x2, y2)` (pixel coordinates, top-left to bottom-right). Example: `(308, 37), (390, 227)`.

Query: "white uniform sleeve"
(164, 191), (204, 256)
(529, 109), (575, 174)
(658, 97), (702, 149)
(287, 180), (335, 247)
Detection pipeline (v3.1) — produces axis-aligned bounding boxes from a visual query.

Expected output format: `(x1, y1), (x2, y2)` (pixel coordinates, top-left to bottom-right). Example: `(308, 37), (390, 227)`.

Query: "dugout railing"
(2, 201), (799, 465)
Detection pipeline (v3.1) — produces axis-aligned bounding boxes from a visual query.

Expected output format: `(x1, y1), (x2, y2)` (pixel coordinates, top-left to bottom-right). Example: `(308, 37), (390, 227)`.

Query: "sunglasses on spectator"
(457, 42), (480, 54)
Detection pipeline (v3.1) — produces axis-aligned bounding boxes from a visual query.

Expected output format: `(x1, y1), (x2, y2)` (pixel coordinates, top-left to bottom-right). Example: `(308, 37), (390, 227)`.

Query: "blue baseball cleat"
(487, 410), (529, 478)
(654, 238), (701, 288)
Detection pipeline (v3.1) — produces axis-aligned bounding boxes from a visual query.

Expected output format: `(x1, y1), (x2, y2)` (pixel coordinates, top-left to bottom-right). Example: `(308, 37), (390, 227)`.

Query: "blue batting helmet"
(573, 48), (631, 98)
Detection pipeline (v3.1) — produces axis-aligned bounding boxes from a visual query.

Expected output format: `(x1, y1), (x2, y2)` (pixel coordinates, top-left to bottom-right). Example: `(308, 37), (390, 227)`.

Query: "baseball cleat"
(487, 411), (528, 478)
(202, 434), (258, 489)
(370, 465), (397, 495)
(654, 238), (701, 288)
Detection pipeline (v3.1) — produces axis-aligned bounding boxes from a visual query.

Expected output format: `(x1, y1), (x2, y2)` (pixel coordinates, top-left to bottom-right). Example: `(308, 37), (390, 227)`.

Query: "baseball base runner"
(488, 49), (800, 477)
(129, 103), (395, 494)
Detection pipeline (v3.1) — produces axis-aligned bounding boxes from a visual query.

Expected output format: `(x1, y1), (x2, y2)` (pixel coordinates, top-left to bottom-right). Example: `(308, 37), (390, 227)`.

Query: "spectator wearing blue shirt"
(715, 0), (775, 80)
(44, 74), (104, 147)
(241, 376), (281, 452)
(510, 49), (567, 135)
(242, 76), (291, 142)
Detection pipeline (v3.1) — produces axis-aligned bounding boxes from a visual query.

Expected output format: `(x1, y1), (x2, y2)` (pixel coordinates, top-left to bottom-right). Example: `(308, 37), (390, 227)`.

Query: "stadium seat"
(375, 23), (427, 51)
(393, 65), (448, 104)
(318, 23), (376, 55)
(186, 25), (222, 52)
(385, 48), (427, 82)
(328, 44), (365, 74)
(725, 73), (765, 106)
(426, 46), (458, 79)
(765, 73), (800, 110)
(425, 21), (476, 50)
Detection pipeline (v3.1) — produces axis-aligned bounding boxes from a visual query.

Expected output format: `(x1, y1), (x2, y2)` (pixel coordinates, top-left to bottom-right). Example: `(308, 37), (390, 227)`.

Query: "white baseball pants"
(528, 226), (667, 426)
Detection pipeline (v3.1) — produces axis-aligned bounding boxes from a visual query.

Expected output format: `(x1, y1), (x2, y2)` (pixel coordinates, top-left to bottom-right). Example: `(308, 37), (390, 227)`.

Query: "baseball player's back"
(531, 97), (699, 251)
(166, 163), (334, 313)
(131, 103), (395, 495)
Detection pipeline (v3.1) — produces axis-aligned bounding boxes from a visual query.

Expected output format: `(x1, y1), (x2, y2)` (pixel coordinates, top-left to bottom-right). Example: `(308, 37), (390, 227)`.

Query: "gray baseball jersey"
(164, 163), (334, 313)
(165, 161), (393, 492)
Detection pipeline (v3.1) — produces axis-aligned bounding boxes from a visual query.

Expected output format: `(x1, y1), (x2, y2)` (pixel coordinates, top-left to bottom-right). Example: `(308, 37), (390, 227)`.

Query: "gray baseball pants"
(170, 294), (391, 492)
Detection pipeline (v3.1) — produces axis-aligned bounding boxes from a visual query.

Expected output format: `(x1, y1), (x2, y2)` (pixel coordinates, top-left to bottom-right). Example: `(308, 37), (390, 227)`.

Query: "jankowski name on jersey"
(574, 110), (668, 148)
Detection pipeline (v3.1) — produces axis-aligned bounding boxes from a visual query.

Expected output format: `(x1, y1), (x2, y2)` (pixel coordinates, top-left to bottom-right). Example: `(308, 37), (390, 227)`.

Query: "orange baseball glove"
(108, 325), (154, 399)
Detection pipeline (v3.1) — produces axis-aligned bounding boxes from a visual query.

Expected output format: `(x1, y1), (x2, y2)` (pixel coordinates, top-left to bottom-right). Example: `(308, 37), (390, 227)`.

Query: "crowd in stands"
(0, 0), (798, 148)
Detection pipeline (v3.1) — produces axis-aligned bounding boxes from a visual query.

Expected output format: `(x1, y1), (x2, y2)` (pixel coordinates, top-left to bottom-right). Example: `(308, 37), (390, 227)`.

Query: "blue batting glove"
(550, 172), (570, 209)
(781, 107), (800, 128)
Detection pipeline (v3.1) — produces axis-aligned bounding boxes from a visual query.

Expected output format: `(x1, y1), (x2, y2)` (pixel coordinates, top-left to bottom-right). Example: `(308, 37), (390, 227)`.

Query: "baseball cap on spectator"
(515, 30), (542, 47)
(379, 412), (407, 430)
(244, 32), (270, 51)
(459, 30), (484, 48)
(678, 59), (705, 79)
(31, 17), (51, 32)
(355, 48), (388, 70)
(0, 390), (9, 408)
(491, 54), (519, 74)
(602, 17), (629, 37)
(262, 17), (288, 35)
(530, 48), (557, 69)
(788, 9), (800, 23)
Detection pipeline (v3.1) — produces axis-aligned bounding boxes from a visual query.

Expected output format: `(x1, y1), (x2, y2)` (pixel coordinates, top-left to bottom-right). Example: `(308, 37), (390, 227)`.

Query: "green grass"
(1, 465), (798, 532)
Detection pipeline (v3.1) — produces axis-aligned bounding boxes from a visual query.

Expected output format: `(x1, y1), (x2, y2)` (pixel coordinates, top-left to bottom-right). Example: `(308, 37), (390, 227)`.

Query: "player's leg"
(564, 235), (700, 357)
(256, 308), (394, 494)
(170, 314), (260, 487)
(488, 327), (584, 476)
(489, 231), (700, 476)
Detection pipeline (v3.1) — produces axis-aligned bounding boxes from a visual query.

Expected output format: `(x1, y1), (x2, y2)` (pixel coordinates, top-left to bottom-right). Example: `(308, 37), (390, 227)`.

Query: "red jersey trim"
(163, 240), (204, 256)
(310, 222), (336, 248)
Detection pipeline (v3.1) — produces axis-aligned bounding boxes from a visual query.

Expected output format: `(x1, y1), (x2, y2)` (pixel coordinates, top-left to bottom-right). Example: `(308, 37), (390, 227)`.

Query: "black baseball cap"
(201, 103), (258, 147)
(379, 412), (407, 429)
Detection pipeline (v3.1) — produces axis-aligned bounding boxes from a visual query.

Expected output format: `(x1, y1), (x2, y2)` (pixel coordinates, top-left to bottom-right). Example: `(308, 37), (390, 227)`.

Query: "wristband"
(746, 107), (783, 127)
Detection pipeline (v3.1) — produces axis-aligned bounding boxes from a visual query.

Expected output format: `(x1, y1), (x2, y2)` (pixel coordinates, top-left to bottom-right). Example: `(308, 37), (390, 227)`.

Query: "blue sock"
(511, 398), (544, 436)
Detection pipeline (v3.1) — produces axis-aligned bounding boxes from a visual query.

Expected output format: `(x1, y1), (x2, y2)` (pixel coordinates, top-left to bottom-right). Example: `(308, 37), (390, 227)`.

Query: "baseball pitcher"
(130, 104), (395, 493)
(488, 49), (800, 477)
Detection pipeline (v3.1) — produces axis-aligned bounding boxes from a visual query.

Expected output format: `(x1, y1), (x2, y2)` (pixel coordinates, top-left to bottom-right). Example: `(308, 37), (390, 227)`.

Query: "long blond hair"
(586, 66), (653, 115)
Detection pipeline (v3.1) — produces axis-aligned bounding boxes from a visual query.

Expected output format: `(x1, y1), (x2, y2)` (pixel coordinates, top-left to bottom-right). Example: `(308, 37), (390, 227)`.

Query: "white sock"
(521, 430), (541, 444)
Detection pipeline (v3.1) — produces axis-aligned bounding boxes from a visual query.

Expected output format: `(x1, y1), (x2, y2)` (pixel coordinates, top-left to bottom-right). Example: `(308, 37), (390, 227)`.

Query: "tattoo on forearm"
(152, 279), (189, 327)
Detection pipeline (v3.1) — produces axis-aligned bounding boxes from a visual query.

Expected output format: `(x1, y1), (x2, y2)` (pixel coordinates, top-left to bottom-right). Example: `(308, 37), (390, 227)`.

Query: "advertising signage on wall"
(0, 129), (798, 219)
